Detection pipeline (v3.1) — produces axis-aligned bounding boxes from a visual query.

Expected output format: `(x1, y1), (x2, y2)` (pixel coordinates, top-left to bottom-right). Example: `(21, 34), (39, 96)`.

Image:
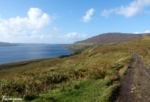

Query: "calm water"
(0, 44), (72, 65)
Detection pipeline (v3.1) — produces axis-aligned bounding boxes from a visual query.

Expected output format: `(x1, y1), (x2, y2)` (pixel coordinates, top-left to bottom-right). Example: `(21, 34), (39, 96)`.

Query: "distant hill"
(75, 33), (143, 45)
(0, 42), (17, 46)
(67, 33), (144, 52)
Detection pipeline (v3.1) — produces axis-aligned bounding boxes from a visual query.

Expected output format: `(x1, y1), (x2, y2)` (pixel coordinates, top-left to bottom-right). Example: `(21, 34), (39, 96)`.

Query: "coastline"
(0, 51), (74, 78)
(0, 44), (73, 66)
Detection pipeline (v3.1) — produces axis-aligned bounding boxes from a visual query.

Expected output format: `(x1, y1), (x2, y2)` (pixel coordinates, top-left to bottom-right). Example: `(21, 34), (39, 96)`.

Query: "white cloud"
(31, 30), (39, 35)
(134, 30), (150, 34)
(145, 30), (150, 33)
(101, 0), (150, 17)
(27, 8), (51, 29)
(62, 32), (78, 38)
(7, 8), (51, 29)
(0, 31), (54, 43)
(0, 8), (51, 36)
(81, 8), (95, 23)
(0, 8), (86, 43)
(134, 31), (141, 34)
(0, 8), (53, 43)
(58, 32), (87, 43)
(60, 32), (86, 39)
(101, 9), (115, 18)
(53, 27), (60, 33)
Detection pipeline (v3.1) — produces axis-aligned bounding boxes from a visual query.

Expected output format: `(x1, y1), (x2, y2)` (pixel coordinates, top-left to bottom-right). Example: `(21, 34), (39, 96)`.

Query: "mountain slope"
(116, 34), (150, 102)
(76, 33), (142, 45)
(0, 42), (17, 46)
(1, 33), (150, 102)
(0, 42), (131, 102)
(67, 33), (143, 53)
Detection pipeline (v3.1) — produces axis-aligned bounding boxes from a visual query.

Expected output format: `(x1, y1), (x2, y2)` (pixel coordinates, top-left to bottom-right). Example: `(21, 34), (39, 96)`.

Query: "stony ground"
(115, 55), (150, 102)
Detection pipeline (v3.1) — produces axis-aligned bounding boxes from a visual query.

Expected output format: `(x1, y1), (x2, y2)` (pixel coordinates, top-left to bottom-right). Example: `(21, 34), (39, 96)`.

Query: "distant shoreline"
(0, 44), (18, 46)
(0, 53), (72, 67)
(0, 51), (74, 70)
(0, 44), (73, 66)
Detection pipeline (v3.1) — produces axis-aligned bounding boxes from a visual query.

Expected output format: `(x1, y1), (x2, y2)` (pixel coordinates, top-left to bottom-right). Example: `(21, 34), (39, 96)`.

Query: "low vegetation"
(4, 33), (150, 101)
(75, 33), (142, 45)
(128, 34), (150, 66)
(65, 42), (95, 54)
(0, 42), (132, 102)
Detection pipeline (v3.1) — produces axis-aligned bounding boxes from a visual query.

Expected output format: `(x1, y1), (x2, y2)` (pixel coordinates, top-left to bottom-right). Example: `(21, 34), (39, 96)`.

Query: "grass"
(128, 34), (150, 66)
(32, 78), (120, 102)
(2, 33), (150, 101)
(0, 42), (132, 102)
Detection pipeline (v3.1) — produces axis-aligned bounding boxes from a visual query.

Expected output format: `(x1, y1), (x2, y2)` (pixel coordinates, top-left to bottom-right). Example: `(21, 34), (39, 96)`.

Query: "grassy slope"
(0, 43), (131, 102)
(76, 33), (142, 44)
(66, 33), (142, 54)
(128, 34), (150, 66)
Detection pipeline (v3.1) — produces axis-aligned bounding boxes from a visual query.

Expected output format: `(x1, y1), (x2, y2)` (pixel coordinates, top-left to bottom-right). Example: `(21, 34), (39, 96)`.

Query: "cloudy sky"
(0, 0), (150, 43)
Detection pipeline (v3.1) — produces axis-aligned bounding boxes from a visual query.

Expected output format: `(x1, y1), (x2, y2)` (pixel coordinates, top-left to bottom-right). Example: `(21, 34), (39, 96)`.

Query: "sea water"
(0, 44), (72, 65)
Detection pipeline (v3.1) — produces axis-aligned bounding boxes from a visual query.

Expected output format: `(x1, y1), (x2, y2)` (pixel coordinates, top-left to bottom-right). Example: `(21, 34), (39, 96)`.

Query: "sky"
(0, 0), (150, 44)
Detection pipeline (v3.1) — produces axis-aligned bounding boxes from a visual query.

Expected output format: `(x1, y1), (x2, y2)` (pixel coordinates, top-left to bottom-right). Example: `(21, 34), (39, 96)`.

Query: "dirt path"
(115, 55), (150, 102)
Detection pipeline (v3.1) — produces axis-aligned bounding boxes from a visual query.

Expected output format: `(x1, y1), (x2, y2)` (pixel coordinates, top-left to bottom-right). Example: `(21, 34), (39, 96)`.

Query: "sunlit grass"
(0, 43), (132, 102)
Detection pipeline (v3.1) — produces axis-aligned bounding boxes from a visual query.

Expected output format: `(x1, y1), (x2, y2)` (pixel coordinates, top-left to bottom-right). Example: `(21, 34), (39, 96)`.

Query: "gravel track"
(115, 55), (150, 102)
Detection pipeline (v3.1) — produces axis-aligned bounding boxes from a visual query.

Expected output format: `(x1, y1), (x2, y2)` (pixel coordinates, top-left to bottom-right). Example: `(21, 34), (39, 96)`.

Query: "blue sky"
(0, 0), (150, 43)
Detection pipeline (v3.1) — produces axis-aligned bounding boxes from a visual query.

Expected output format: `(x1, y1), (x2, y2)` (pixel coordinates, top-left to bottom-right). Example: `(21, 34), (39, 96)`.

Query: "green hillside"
(75, 33), (142, 44)
(0, 42), (17, 46)
(0, 45), (131, 102)
(66, 33), (142, 53)
(1, 34), (150, 102)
